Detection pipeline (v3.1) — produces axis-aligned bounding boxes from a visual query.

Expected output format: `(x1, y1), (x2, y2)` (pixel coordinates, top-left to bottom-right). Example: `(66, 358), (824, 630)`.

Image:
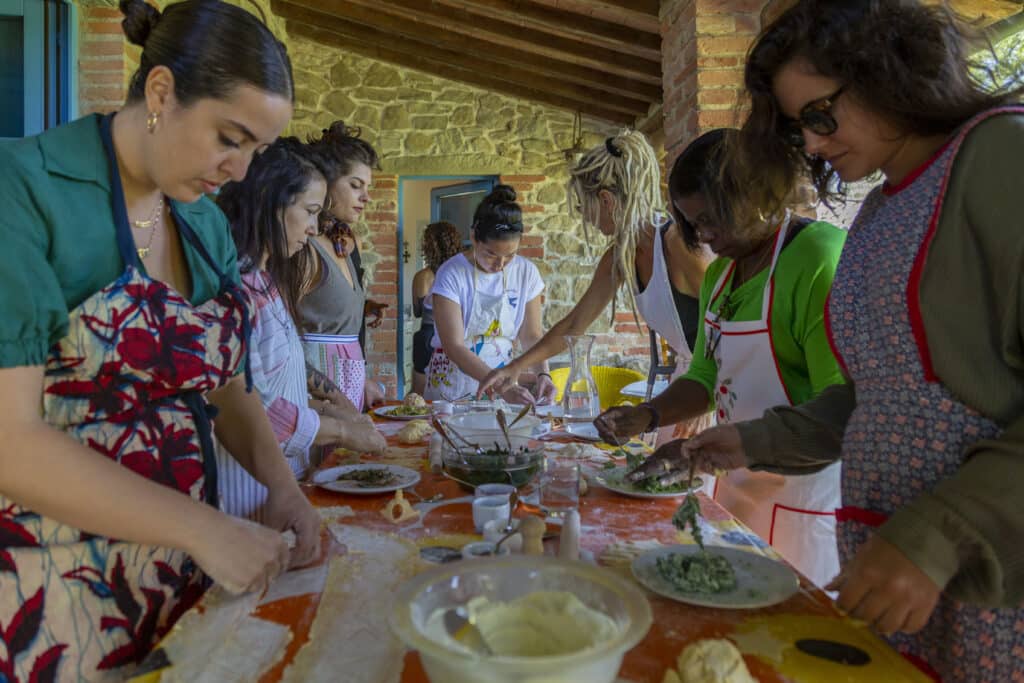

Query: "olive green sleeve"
(876, 113), (1024, 607)
(735, 381), (854, 475)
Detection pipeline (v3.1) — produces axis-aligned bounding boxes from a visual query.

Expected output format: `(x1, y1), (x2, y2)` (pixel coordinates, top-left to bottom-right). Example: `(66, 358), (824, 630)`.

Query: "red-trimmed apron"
(706, 217), (841, 588)
(828, 106), (1024, 682)
(0, 114), (250, 682)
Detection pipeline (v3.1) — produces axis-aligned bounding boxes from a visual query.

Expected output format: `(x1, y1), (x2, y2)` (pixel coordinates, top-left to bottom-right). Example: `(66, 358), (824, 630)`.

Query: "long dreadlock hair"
(567, 128), (664, 323)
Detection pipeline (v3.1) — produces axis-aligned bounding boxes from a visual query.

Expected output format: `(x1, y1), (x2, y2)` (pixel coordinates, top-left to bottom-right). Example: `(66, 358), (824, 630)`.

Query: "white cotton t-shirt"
(429, 253), (544, 348)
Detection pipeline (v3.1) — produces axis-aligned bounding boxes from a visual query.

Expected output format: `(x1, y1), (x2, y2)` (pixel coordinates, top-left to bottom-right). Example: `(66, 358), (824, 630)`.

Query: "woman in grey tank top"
(301, 122), (380, 411)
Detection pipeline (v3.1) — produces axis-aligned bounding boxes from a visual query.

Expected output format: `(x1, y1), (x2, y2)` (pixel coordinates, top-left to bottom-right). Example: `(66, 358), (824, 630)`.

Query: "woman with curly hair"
(648, 1), (1024, 679)
(411, 221), (462, 395)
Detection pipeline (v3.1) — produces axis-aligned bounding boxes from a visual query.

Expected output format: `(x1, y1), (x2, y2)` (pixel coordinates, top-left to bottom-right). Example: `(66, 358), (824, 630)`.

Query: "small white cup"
(483, 518), (522, 554)
(474, 483), (516, 502)
(472, 495), (511, 533)
(461, 540), (511, 560)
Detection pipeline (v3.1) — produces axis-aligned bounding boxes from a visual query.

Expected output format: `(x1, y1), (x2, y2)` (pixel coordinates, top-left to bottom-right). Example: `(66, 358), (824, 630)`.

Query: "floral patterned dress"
(829, 107), (1024, 682)
(0, 114), (250, 682)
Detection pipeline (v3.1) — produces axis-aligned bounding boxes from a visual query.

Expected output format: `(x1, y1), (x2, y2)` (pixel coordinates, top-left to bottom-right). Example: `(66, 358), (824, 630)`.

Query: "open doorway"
(396, 175), (497, 396)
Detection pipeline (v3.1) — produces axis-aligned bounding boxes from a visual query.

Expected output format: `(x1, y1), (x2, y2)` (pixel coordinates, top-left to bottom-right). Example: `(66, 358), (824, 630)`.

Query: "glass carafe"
(561, 334), (599, 423)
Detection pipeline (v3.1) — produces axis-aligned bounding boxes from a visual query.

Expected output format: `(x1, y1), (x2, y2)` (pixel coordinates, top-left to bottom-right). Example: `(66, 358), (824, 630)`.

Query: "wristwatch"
(638, 402), (660, 432)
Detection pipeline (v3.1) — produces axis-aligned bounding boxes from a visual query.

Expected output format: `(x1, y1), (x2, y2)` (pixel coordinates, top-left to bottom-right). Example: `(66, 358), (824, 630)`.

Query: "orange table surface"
(143, 408), (927, 683)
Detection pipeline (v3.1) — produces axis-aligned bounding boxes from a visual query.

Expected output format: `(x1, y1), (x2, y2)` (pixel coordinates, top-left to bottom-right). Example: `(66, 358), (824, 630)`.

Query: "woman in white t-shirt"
(425, 185), (554, 404)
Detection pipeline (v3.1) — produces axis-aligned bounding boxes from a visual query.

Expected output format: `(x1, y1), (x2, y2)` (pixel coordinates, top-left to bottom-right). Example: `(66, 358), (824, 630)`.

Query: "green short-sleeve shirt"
(683, 220), (847, 407)
(0, 114), (240, 368)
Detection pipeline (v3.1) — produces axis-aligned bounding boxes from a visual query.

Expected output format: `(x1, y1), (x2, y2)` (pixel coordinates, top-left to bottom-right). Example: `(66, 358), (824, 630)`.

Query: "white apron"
(706, 219), (840, 588)
(425, 265), (518, 401)
(634, 224), (716, 450)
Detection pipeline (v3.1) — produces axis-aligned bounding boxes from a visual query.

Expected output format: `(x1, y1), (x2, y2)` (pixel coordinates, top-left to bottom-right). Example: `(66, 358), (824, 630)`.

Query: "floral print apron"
(828, 107), (1024, 682)
(0, 114), (250, 682)
(424, 264), (516, 401)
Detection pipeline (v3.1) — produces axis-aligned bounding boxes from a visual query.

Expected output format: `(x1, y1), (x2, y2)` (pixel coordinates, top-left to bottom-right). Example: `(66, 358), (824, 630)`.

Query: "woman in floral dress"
(651, 1), (1024, 680)
(0, 1), (319, 680)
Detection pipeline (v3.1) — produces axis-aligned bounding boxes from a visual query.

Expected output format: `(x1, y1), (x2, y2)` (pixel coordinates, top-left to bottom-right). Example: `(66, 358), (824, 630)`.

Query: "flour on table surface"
(259, 563), (329, 606)
(280, 525), (423, 683)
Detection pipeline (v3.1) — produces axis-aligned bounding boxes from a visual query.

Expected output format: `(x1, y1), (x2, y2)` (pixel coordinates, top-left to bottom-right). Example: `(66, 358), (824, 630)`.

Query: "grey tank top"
(298, 238), (365, 336)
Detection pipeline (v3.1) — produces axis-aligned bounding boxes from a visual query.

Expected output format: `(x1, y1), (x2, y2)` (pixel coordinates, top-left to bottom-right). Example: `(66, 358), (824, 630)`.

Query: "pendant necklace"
(132, 196), (164, 260)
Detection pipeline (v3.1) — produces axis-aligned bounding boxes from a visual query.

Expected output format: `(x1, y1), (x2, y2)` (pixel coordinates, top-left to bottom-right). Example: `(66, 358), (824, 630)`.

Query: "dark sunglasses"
(779, 85), (847, 149)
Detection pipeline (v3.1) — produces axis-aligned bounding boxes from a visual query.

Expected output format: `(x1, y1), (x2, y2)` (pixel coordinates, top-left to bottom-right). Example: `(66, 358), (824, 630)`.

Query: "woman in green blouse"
(0, 1), (318, 679)
(595, 128), (846, 588)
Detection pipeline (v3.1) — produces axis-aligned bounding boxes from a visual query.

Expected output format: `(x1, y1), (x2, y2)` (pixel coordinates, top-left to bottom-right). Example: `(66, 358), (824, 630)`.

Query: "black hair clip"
(605, 137), (623, 157)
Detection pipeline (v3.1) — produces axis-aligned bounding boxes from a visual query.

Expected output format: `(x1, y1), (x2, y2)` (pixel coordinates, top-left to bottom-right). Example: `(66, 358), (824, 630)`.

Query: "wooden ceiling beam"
(530, 0), (660, 33)
(282, 0), (661, 84)
(276, 3), (652, 115)
(275, 0), (661, 100)
(285, 20), (638, 124)
(431, 0), (660, 60)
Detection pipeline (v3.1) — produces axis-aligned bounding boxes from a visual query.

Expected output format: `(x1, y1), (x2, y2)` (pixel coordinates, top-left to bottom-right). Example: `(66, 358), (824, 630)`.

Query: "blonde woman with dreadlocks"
(479, 129), (711, 427)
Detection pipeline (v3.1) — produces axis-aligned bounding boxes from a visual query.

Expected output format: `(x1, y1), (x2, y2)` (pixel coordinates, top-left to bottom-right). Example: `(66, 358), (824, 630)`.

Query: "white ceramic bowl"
(389, 556), (652, 683)
(443, 412), (544, 442)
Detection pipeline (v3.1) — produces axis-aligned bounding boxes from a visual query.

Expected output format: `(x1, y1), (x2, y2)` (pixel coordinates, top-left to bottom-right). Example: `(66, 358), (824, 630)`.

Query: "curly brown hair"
(729, 0), (1024, 214)
(422, 221), (462, 272)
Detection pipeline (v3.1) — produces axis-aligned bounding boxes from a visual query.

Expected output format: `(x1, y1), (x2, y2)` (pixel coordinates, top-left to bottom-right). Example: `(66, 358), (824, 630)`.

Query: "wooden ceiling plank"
(533, 0), (660, 33)
(431, 0), (660, 59)
(276, 3), (652, 113)
(276, 0), (661, 96)
(287, 20), (635, 124)
(282, 0), (661, 83)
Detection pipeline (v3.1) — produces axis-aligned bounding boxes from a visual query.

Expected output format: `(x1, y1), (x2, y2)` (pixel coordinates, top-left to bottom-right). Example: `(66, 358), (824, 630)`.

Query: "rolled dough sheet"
(259, 563), (330, 606)
(279, 525), (423, 683)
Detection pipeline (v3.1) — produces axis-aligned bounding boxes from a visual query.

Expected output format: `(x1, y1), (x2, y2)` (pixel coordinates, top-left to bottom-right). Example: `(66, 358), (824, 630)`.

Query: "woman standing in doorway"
(302, 122), (385, 411)
(0, 1), (319, 678)
(479, 129), (711, 435)
(411, 220), (462, 396)
(425, 185), (550, 404)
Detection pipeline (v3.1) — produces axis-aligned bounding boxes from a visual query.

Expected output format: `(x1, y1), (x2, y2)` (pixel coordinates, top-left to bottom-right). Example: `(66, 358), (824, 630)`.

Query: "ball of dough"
(675, 639), (755, 683)
(397, 420), (432, 444)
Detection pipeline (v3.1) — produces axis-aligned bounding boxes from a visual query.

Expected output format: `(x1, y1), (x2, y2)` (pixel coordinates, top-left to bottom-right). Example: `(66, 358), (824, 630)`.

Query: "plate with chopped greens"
(594, 465), (703, 499)
(373, 404), (431, 421)
(312, 464), (420, 495)
(631, 545), (799, 609)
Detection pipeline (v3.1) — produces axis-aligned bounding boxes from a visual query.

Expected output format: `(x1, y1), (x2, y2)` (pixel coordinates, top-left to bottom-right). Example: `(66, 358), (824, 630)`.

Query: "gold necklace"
(132, 195), (164, 229)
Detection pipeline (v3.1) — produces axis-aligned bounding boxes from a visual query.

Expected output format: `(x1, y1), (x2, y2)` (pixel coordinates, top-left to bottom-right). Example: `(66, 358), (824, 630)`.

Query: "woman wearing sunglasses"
(595, 128), (847, 588)
(636, 1), (1024, 679)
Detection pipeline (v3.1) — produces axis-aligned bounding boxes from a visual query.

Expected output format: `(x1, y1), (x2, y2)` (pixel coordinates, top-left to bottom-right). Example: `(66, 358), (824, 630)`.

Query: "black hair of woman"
(306, 120), (380, 186)
(668, 129), (735, 250)
(120, 0), (293, 106)
(423, 221), (462, 272)
(218, 137), (322, 324)
(732, 0), (1024, 213)
(472, 184), (524, 242)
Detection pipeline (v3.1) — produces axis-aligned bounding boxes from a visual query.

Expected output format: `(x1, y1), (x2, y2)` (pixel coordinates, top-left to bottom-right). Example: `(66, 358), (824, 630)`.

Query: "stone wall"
(71, 0), (652, 397)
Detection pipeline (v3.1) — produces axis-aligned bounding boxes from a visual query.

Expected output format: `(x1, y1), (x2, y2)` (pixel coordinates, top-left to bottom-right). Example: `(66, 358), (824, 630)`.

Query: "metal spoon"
(443, 606), (493, 656)
(508, 402), (533, 428)
(496, 409), (515, 455)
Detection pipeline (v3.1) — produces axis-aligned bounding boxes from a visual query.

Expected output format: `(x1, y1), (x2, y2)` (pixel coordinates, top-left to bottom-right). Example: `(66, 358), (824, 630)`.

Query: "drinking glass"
(539, 454), (580, 518)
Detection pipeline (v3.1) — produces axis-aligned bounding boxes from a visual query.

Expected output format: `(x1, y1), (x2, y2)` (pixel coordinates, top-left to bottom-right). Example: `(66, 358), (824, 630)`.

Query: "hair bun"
(119, 0), (161, 47)
(487, 184), (517, 203)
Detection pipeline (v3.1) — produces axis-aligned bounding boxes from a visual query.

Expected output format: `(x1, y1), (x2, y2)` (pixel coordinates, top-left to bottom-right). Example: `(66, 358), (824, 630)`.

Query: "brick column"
(78, 4), (128, 114)
(363, 174), (400, 398)
(661, 0), (765, 161)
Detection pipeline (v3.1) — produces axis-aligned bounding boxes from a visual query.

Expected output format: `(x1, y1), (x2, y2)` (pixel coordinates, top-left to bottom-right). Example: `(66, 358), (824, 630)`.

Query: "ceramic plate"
(312, 464), (421, 495)
(632, 544), (799, 609)
(619, 378), (670, 398)
(595, 466), (702, 499)
(563, 422), (601, 442)
(373, 405), (432, 421)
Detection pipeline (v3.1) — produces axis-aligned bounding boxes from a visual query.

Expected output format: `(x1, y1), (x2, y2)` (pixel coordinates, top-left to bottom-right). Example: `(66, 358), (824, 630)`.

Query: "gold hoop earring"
(147, 111), (159, 133)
